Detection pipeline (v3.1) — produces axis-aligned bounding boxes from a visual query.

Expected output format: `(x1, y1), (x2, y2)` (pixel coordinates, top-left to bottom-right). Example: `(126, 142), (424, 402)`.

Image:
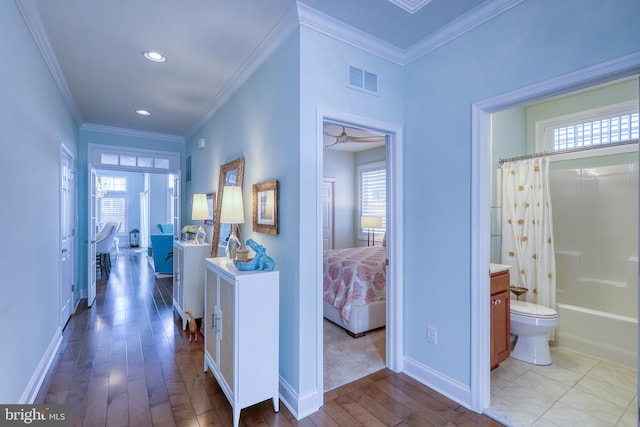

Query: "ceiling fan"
(323, 126), (385, 147)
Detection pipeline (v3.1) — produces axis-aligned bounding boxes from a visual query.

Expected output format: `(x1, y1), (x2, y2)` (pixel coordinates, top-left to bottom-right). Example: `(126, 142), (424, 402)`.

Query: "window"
(99, 198), (125, 233)
(97, 176), (127, 233)
(99, 176), (127, 192)
(537, 101), (639, 159)
(167, 174), (176, 224)
(358, 161), (386, 239)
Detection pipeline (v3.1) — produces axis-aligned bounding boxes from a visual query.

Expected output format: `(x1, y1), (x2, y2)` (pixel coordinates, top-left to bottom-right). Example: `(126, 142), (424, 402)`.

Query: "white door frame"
(86, 144), (181, 303)
(316, 107), (404, 406)
(88, 166), (97, 306)
(60, 143), (76, 326)
(470, 53), (640, 411)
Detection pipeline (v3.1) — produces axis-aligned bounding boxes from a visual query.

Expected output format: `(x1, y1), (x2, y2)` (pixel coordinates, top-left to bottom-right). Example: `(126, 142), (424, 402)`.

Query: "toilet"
(510, 300), (559, 365)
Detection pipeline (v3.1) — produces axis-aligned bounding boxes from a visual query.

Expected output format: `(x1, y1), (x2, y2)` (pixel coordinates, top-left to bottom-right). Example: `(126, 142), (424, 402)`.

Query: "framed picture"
(204, 192), (215, 225)
(186, 155), (192, 182)
(253, 180), (279, 234)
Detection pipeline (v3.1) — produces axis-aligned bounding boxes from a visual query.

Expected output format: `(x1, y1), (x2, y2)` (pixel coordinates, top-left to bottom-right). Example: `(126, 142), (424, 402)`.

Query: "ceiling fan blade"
(348, 136), (386, 142)
(324, 139), (339, 148)
(323, 130), (340, 138)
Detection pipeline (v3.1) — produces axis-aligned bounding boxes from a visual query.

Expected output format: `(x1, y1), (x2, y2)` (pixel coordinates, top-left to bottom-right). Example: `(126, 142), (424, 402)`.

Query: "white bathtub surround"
(556, 303), (638, 370)
(500, 157), (557, 319)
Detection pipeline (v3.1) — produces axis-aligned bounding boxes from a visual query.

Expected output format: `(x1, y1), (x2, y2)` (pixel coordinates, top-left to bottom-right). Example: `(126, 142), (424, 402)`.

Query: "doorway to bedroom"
(320, 118), (390, 392)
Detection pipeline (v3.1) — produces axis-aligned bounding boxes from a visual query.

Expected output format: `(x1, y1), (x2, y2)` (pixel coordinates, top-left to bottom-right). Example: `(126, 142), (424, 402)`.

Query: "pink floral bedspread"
(323, 246), (386, 323)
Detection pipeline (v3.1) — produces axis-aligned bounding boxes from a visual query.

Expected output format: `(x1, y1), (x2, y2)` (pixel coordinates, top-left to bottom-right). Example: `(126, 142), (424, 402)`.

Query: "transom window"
(552, 111), (638, 150)
(537, 100), (639, 159)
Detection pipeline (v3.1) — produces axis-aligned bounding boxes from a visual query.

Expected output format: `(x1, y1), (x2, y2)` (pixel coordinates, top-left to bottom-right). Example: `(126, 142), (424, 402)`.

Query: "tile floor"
(487, 347), (637, 426)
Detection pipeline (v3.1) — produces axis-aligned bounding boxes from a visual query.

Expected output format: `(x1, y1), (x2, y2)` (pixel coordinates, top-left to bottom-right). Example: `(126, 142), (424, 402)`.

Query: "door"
(219, 275), (235, 391)
(87, 166), (97, 306)
(322, 178), (335, 250)
(60, 147), (75, 327)
(205, 268), (219, 365)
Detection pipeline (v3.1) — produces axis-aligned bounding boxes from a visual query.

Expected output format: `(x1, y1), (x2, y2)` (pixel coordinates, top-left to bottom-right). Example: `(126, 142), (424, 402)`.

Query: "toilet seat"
(510, 300), (557, 319)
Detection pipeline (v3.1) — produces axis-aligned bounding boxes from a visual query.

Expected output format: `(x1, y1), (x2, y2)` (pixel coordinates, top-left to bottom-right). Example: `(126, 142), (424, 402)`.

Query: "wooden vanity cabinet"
(490, 269), (510, 370)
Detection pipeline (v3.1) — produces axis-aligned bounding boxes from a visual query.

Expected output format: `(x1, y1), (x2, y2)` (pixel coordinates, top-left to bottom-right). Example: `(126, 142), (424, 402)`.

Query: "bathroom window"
(536, 100), (639, 159)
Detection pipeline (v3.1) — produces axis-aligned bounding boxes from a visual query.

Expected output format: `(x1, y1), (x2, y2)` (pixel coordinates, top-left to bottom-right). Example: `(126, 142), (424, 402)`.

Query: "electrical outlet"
(427, 325), (437, 344)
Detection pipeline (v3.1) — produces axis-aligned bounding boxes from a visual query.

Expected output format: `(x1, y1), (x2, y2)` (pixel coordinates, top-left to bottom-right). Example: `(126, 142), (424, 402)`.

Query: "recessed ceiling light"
(143, 50), (166, 63)
(136, 109), (151, 116)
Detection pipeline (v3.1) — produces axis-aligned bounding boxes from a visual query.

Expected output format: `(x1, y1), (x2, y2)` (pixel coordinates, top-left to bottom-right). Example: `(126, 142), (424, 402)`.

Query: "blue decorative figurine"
(233, 239), (275, 271)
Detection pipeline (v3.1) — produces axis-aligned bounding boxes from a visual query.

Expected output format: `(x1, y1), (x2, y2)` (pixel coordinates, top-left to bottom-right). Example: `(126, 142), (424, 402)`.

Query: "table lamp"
(361, 216), (382, 246)
(192, 193), (209, 244)
(219, 186), (245, 259)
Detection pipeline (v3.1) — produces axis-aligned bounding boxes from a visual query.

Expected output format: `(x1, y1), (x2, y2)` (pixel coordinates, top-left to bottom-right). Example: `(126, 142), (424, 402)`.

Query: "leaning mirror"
(211, 157), (245, 257)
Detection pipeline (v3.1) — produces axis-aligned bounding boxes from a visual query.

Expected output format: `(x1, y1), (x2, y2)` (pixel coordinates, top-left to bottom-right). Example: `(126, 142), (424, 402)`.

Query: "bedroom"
(322, 121), (388, 391)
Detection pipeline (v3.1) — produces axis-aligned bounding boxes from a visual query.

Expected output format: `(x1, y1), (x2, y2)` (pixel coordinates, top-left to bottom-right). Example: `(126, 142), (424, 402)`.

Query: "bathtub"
(555, 303), (637, 369)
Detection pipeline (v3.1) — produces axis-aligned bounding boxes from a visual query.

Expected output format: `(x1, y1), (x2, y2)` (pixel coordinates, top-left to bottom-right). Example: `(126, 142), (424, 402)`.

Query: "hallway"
(35, 249), (503, 426)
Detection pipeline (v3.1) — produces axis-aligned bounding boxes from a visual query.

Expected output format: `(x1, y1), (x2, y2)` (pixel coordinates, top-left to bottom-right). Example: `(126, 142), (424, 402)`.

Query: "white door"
(60, 147), (75, 327)
(322, 178), (335, 250)
(87, 166), (97, 306)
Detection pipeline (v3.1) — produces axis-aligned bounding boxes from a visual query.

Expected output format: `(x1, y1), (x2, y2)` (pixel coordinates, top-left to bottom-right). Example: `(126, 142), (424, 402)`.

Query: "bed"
(323, 245), (386, 337)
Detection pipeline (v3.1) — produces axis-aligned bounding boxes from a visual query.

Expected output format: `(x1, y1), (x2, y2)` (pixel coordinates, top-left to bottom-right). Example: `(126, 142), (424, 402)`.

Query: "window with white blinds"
(167, 174), (175, 224)
(98, 197), (125, 233)
(358, 161), (386, 238)
(97, 176), (127, 233)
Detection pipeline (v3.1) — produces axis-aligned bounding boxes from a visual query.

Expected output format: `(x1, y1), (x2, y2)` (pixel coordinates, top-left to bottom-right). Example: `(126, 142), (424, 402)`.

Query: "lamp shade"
(220, 186), (245, 224)
(361, 216), (382, 229)
(191, 193), (209, 221)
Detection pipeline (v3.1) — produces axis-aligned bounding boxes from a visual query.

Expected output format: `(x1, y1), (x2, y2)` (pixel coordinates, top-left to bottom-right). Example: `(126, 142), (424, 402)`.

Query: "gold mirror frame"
(211, 157), (245, 257)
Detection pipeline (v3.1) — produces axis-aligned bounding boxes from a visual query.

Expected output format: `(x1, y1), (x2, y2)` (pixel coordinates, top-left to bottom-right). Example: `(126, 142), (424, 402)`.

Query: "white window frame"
(535, 100), (639, 161)
(357, 161), (387, 241)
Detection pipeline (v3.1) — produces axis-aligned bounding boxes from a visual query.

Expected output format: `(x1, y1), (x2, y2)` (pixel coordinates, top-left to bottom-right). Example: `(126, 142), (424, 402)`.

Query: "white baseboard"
(403, 356), (472, 411)
(20, 328), (63, 403)
(278, 376), (320, 420)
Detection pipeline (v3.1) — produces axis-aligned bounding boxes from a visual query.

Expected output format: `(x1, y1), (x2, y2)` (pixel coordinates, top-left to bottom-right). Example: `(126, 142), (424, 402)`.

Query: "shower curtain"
(500, 157), (556, 312)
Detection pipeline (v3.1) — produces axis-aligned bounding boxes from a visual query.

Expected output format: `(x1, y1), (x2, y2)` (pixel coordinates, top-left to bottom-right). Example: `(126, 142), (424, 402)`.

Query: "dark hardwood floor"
(35, 249), (503, 427)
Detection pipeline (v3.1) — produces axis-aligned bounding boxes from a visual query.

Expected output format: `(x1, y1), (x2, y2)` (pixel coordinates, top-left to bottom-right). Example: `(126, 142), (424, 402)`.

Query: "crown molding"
(17, 0), (527, 139)
(185, 5), (300, 140)
(297, 2), (404, 65)
(15, 0), (83, 125)
(81, 123), (185, 143)
(297, 0), (524, 66)
(404, 0), (525, 63)
(387, 0), (432, 14)
(474, 52), (640, 113)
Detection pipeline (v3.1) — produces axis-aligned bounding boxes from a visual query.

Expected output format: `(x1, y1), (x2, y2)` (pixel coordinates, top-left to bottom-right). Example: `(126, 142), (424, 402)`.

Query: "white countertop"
(490, 263), (511, 274)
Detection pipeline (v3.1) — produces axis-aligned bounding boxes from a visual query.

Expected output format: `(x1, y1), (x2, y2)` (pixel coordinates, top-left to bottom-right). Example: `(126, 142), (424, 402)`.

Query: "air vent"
(348, 66), (378, 94)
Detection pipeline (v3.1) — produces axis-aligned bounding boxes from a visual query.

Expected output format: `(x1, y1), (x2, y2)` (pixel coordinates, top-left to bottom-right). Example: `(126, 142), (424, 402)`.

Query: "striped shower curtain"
(500, 157), (556, 312)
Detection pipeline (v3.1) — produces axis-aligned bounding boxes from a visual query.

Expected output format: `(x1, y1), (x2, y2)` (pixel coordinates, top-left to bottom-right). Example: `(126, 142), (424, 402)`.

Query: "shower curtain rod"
(498, 139), (638, 164)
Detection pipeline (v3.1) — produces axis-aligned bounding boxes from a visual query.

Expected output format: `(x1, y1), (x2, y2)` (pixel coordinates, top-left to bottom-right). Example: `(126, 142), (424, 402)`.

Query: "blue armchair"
(150, 234), (174, 274)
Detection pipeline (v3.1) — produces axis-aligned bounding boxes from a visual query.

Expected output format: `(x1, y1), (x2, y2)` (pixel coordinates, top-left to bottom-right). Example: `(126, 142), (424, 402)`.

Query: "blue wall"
(185, 30), (302, 391)
(0, 1), (78, 402)
(402, 0), (640, 386)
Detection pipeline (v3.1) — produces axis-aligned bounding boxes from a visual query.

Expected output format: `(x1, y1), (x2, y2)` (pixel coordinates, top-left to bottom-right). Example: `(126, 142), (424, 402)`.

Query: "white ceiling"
(16, 0), (508, 141)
